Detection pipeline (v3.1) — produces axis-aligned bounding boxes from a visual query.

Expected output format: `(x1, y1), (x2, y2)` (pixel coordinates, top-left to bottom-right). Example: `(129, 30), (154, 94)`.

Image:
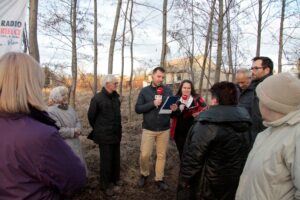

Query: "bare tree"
(215, 0), (224, 83)
(29, 0), (40, 62)
(277, 0), (286, 73)
(160, 0), (168, 68)
(225, 0), (234, 81)
(256, 0), (262, 56)
(199, 0), (217, 95)
(128, 0), (134, 121)
(70, 0), (78, 107)
(189, 0), (195, 83)
(108, 0), (122, 74)
(120, 0), (131, 99)
(93, 0), (98, 94)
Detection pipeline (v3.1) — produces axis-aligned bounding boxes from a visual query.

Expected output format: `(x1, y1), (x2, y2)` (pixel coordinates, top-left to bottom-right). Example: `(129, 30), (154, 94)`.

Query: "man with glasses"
(249, 56), (273, 145)
(88, 74), (122, 197)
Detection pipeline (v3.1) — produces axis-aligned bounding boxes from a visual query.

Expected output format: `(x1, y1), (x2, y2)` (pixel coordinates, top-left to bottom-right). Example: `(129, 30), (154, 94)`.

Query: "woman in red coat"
(170, 80), (207, 160)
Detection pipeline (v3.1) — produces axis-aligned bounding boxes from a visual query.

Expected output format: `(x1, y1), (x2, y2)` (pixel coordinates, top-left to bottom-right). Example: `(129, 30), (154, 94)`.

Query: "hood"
(196, 105), (252, 132)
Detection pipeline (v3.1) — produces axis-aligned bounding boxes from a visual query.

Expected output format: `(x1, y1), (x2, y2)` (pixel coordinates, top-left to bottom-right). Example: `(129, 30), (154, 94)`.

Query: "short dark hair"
(153, 67), (165, 74)
(176, 80), (197, 97)
(210, 81), (239, 105)
(252, 56), (273, 75)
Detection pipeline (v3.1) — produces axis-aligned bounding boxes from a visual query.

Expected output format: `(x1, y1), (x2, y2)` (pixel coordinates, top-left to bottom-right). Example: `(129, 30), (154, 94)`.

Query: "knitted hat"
(256, 73), (300, 114)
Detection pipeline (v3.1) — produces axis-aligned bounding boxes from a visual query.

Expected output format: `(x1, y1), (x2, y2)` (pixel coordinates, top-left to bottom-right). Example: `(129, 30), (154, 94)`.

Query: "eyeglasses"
(250, 66), (264, 71)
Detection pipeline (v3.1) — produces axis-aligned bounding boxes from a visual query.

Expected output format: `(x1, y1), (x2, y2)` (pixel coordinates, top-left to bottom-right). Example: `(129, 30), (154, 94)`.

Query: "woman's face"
(60, 92), (68, 104)
(181, 82), (192, 97)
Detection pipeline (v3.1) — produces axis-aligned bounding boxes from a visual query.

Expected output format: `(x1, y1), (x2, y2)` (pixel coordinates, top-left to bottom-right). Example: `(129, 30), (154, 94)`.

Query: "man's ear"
(264, 67), (271, 75)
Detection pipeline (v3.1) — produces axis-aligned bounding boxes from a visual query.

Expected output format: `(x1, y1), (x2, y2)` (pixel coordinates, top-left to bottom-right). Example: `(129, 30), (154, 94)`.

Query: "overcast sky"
(35, 0), (300, 76)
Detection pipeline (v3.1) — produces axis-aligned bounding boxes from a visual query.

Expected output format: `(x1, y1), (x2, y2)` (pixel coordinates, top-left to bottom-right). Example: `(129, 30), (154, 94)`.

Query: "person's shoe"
(156, 180), (168, 191)
(114, 180), (124, 186)
(137, 175), (148, 187)
(104, 188), (114, 197)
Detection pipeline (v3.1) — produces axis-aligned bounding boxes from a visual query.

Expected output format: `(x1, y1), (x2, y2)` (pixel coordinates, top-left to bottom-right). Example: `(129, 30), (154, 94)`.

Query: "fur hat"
(256, 73), (300, 114)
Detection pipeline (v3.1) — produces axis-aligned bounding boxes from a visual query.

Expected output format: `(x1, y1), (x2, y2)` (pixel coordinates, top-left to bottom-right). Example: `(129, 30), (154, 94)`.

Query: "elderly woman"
(48, 86), (87, 173)
(236, 73), (300, 200)
(0, 52), (86, 199)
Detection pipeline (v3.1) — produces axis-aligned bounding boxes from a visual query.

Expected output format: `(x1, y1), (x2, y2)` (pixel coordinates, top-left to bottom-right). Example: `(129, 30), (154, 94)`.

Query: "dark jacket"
(238, 85), (254, 115)
(0, 112), (86, 200)
(88, 87), (122, 144)
(135, 84), (173, 131)
(178, 106), (251, 200)
(249, 74), (271, 144)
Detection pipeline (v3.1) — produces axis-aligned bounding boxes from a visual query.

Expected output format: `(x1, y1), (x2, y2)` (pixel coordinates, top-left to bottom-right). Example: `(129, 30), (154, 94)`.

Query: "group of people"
(0, 52), (300, 200)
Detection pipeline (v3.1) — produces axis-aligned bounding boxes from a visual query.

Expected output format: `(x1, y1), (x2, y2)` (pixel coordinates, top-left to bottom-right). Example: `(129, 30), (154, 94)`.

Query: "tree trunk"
(93, 0), (98, 94)
(22, 23), (28, 53)
(108, 0), (122, 74)
(205, 36), (213, 102)
(128, 0), (134, 122)
(160, 0), (168, 68)
(70, 0), (77, 108)
(189, 0), (195, 83)
(29, 0), (40, 62)
(226, 1), (233, 82)
(215, 0), (224, 83)
(256, 0), (262, 57)
(120, 0), (130, 99)
(278, 0), (286, 73)
(199, 0), (216, 95)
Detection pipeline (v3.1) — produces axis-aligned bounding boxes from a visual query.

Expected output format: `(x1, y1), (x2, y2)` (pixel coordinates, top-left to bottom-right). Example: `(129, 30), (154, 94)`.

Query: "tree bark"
(215, 0), (224, 83)
(93, 0), (98, 94)
(199, 0), (216, 95)
(160, 0), (168, 68)
(108, 0), (122, 74)
(70, 0), (77, 108)
(128, 0), (134, 122)
(226, 1), (234, 82)
(256, 0), (262, 57)
(189, 0), (195, 83)
(120, 0), (130, 99)
(278, 0), (286, 73)
(29, 0), (40, 62)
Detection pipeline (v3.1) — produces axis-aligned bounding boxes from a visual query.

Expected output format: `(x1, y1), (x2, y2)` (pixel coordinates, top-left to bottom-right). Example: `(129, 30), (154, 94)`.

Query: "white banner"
(0, 0), (27, 57)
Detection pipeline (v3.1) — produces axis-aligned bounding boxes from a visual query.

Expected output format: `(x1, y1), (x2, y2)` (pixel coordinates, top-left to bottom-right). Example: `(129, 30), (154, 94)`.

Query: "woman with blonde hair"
(0, 52), (86, 199)
(48, 86), (88, 173)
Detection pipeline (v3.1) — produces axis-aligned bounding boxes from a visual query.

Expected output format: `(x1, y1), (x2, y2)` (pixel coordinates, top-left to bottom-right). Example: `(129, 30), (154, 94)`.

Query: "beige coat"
(236, 109), (300, 200)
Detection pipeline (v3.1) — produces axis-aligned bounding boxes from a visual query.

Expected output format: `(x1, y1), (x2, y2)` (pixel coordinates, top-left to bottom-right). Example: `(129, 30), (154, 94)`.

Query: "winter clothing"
(48, 104), (87, 173)
(87, 87), (122, 190)
(256, 72), (300, 114)
(135, 84), (173, 131)
(0, 112), (86, 200)
(238, 85), (254, 115)
(135, 84), (173, 182)
(236, 73), (300, 200)
(88, 87), (122, 144)
(170, 96), (206, 159)
(249, 74), (271, 144)
(178, 105), (251, 200)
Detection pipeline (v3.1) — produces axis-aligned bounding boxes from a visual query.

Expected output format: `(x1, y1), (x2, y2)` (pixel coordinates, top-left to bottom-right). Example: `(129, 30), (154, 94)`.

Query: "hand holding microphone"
(179, 95), (188, 112)
(154, 87), (164, 108)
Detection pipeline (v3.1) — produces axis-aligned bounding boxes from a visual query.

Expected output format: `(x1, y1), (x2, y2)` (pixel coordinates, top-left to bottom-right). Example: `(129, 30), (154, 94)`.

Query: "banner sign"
(0, 0), (27, 57)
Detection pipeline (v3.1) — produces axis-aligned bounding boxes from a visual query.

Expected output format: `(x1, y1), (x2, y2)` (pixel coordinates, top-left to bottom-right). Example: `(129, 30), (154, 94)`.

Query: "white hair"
(49, 86), (68, 104)
(102, 74), (117, 86)
(236, 68), (252, 78)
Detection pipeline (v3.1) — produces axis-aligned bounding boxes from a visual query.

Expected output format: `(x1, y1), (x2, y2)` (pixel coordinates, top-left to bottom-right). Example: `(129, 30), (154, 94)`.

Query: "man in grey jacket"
(135, 67), (173, 191)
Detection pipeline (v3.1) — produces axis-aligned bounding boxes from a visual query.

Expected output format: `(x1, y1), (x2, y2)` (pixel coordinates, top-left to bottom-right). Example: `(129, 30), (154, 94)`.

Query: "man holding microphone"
(135, 67), (174, 191)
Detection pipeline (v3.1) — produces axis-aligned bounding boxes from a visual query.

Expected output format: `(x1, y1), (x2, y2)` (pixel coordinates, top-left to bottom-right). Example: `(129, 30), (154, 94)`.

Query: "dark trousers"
(99, 143), (120, 190)
(174, 133), (187, 160)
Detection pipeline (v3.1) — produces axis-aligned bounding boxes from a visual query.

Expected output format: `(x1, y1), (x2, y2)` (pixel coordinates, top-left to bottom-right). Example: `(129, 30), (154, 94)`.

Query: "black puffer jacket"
(87, 87), (121, 144)
(178, 105), (251, 200)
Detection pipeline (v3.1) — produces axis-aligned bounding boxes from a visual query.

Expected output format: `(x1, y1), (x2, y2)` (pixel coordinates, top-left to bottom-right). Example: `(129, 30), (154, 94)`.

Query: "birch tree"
(29, 0), (40, 62)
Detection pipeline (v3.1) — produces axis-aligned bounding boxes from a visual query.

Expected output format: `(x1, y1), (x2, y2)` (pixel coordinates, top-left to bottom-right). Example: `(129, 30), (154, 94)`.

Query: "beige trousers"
(139, 129), (170, 181)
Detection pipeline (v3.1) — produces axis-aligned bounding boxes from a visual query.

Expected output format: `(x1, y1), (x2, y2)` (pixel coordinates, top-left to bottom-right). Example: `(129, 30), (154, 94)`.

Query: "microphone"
(155, 87), (164, 108)
(179, 95), (188, 112)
